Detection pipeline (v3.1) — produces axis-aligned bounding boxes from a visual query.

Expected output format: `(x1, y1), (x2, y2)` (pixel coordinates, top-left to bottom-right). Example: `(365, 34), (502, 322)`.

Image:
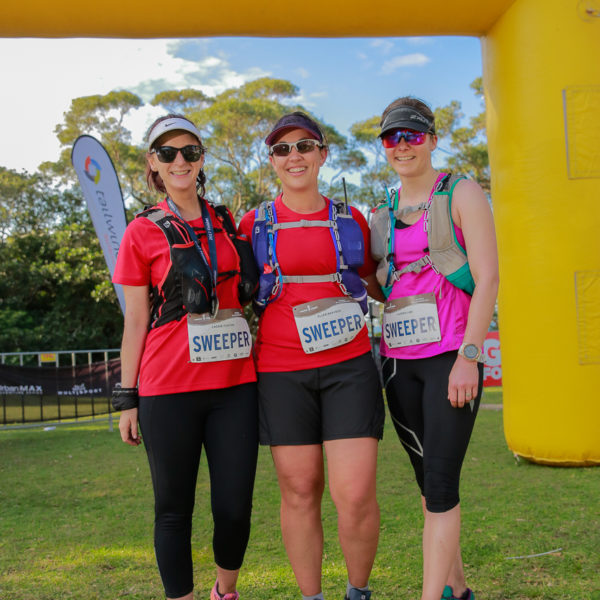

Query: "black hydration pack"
(137, 201), (258, 329)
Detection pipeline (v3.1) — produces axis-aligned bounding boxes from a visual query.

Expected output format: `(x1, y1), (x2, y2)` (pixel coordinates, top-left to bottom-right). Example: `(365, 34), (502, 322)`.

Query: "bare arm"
(448, 179), (499, 407)
(118, 284), (151, 446)
(363, 272), (386, 303)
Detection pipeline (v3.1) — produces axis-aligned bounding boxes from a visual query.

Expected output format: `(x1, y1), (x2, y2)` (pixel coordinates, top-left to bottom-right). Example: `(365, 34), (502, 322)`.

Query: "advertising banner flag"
(483, 330), (502, 387)
(71, 135), (127, 312)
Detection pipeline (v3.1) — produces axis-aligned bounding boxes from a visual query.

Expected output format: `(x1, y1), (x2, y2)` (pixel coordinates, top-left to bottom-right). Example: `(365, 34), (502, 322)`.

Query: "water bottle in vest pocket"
(253, 269), (277, 315)
(170, 242), (213, 314)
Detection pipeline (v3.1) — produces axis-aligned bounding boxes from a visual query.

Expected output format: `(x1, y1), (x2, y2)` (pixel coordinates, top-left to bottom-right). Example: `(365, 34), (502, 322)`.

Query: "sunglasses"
(381, 129), (429, 148)
(151, 145), (205, 163)
(269, 138), (324, 157)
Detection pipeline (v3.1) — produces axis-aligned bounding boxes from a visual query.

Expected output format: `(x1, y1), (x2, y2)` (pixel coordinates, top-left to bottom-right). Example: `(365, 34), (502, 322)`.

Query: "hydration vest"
(138, 200), (258, 329)
(251, 199), (368, 315)
(370, 173), (475, 298)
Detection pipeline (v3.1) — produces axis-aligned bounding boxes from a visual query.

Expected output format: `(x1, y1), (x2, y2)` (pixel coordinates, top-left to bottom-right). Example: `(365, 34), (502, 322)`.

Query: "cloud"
(381, 53), (430, 74)
(293, 91), (317, 109)
(405, 37), (433, 46)
(0, 38), (268, 172)
(370, 39), (395, 54)
(296, 67), (310, 79)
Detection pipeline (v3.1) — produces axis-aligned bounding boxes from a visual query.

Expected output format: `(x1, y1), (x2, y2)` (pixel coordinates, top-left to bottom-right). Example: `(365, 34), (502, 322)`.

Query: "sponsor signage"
(39, 353), (57, 363)
(71, 135), (127, 312)
(483, 331), (502, 387)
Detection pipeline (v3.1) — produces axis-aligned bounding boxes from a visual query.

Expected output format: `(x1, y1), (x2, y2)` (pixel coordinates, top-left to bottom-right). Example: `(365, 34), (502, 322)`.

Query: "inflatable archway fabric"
(483, 0), (600, 466)
(2, 0), (599, 465)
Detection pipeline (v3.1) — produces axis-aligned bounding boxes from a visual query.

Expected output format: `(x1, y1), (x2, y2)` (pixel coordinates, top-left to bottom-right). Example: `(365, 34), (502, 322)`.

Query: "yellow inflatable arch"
(2, 0), (599, 465)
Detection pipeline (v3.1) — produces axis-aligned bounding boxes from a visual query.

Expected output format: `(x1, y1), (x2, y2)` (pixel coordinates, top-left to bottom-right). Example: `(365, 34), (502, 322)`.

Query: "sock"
(302, 593), (325, 600)
(346, 581), (370, 596)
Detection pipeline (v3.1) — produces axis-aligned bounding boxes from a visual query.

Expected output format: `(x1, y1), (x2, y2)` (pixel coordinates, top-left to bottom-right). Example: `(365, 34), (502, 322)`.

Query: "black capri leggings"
(138, 382), (258, 599)
(382, 351), (482, 513)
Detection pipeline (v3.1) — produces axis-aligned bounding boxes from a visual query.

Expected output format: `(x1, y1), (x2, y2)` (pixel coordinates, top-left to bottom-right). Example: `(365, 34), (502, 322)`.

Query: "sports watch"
(458, 343), (483, 363)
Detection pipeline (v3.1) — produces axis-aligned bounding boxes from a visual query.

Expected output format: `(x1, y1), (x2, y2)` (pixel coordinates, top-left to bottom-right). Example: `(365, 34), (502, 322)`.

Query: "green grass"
(1, 409), (598, 600)
(481, 386), (503, 405)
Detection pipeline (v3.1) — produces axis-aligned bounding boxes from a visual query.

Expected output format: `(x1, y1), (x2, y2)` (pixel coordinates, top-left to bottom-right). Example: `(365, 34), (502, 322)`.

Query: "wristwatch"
(458, 343), (483, 363)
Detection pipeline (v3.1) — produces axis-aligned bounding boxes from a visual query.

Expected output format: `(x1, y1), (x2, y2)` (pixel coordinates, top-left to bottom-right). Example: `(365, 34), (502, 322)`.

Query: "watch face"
(464, 344), (479, 359)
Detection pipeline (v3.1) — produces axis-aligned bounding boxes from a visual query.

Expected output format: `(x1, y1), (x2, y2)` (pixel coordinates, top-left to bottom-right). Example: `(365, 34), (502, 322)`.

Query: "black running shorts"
(257, 351), (385, 445)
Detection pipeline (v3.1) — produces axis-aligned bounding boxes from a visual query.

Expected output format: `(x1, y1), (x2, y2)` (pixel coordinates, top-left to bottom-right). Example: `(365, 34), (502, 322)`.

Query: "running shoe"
(441, 585), (475, 600)
(210, 580), (239, 600)
(344, 588), (371, 600)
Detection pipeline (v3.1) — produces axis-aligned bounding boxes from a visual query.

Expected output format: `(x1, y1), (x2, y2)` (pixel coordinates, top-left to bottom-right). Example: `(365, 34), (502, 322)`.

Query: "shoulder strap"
(212, 203), (237, 237)
(137, 207), (190, 246)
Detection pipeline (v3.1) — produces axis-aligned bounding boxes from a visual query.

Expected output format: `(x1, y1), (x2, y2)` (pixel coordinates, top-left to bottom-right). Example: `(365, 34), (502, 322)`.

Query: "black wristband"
(111, 387), (139, 411)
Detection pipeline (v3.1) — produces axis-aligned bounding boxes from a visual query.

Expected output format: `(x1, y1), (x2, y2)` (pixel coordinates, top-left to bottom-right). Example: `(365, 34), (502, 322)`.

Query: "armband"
(111, 386), (139, 411)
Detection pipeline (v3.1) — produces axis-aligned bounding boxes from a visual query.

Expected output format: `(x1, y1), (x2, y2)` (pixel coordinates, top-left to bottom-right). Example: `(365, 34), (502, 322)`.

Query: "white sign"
(293, 297), (365, 354)
(383, 293), (441, 348)
(187, 309), (252, 363)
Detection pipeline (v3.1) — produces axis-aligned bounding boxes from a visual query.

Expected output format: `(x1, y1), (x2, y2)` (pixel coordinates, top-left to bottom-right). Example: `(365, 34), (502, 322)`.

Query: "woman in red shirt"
(113, 114), (258, 600)
(239, 112), (385, 600)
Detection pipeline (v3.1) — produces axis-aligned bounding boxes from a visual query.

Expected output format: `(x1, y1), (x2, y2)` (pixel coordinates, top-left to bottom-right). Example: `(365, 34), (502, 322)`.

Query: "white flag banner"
(71, 135), (127, 313)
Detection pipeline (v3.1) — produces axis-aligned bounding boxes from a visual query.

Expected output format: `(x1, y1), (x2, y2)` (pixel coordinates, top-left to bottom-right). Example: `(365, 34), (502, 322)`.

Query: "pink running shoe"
(210, 580), (240, 600)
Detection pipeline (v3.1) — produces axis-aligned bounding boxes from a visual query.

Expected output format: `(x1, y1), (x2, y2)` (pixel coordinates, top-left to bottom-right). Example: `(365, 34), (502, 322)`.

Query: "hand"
(118, 408), (142, 446)
(448, 356), (479, 408)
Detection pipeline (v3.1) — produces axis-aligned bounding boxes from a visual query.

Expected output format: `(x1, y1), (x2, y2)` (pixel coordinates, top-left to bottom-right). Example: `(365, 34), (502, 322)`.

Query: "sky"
(0, 36), (484, 174)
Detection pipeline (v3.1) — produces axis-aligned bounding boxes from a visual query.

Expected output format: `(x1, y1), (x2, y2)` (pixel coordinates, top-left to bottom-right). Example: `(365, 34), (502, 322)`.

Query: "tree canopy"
(0, 77), (488, 352)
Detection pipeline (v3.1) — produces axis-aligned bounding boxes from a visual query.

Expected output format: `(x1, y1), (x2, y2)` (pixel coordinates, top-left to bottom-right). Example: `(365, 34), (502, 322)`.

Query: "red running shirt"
(238, 195), (376, 373)
(113, 199), (256, 395)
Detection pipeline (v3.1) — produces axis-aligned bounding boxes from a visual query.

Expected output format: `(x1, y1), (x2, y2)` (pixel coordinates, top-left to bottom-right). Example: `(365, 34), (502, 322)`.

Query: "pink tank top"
(379, 211), (472, 360)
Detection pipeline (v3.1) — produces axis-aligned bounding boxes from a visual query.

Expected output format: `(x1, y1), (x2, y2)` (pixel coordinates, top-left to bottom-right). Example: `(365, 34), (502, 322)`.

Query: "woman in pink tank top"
(370, 97), (499, 600)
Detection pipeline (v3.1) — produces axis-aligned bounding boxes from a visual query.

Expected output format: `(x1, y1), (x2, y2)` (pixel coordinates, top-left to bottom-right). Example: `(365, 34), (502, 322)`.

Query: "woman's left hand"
(448, 356), (479, 408)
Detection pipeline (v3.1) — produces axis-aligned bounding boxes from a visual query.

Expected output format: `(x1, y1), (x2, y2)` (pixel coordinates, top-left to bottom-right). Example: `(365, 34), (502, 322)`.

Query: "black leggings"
(138, 383), (258, 599)
(382, 352), (482, 513)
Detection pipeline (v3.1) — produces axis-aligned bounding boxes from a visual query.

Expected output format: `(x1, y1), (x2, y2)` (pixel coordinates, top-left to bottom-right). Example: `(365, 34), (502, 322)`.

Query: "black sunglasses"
(269, 139), (324, 157)
(151, 144), (205, 163)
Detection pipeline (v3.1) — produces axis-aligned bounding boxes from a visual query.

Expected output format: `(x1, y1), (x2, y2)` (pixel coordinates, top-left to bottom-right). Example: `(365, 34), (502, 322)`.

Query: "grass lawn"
(1, 400), (598, 600)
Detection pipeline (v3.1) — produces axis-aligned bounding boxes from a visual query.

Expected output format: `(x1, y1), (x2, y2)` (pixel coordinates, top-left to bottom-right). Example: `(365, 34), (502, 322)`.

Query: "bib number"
(187, 309), (252, 363)
(293, 297), (365, 354)
(383, 293), (441, 348)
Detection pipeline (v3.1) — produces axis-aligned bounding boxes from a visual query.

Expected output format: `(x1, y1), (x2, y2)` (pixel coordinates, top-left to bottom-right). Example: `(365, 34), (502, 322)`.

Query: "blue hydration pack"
(251, 200), (368, 315)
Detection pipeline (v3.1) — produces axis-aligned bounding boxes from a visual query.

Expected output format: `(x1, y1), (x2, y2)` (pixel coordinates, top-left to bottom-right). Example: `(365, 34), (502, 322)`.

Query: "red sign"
(483, 331), (502, 387)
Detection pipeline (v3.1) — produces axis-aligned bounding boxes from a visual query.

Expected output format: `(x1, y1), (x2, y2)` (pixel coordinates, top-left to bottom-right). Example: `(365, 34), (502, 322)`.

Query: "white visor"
(147, 117), (202, 149)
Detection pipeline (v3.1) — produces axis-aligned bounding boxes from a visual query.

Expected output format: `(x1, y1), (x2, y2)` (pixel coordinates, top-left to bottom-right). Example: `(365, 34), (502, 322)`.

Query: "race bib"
(293, 297), (365, 354)
(187, 309), (252, 363)
(383, 294), (441, 348)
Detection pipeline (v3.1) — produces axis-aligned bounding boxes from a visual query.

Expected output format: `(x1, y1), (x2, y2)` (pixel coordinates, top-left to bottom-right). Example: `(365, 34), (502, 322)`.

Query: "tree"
(44, 90), (151, 210)
(0, 167), (86, 241)
(0, 223), (122, 351)
(335, 116), (397, 209)
(435, 78), (490, 193)
(0, 76), (493, 353)
(0, 166), (122, 351)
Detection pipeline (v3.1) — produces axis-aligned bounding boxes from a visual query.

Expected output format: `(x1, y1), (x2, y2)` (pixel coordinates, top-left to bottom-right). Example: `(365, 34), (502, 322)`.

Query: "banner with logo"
(483, 330), (502, 387)
(0, 359), (121, 424)
(71, 135), (127, 312)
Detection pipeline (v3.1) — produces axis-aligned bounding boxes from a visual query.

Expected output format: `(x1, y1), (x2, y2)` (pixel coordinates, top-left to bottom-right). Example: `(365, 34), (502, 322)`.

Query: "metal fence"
(0, 349), (121, 427)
